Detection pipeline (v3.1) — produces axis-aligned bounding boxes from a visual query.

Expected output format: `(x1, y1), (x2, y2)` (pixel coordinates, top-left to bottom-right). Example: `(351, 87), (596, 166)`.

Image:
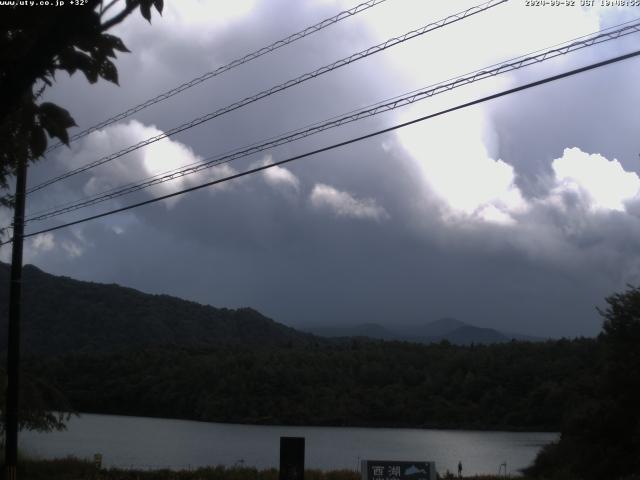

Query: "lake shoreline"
(22, 413), (557, 475)
(68, 410), (558, 434)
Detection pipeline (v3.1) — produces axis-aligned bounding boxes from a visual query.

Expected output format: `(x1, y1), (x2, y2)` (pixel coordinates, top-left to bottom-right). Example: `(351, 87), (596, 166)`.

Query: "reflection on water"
(21, 414), (557, 477)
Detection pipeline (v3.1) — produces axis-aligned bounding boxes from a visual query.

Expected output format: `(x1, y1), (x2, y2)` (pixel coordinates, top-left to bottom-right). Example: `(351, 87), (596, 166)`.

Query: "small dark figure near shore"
(457, 461), (462, 478)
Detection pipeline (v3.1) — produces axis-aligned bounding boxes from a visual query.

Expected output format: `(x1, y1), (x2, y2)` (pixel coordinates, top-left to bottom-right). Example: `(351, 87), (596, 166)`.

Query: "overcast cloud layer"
(3, 0), (640, 337)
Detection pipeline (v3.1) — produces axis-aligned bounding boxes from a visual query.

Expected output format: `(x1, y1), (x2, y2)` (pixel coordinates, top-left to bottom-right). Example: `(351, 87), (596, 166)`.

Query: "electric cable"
(44, 0), (392, 152)
(23, 19), (640, 224)
(2, 47), (636, 246)
(28, 0), (508, 194)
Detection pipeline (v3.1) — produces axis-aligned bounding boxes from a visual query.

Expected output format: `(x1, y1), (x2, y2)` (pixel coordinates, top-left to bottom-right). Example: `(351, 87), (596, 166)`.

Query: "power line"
(28, 0), (508, 194)
(23, 19), (640, 224)
(26, 17), (640, 222)
(26, 19), (640, 221)
(44, 0), (391, 153)
(5, 48), (638, 246)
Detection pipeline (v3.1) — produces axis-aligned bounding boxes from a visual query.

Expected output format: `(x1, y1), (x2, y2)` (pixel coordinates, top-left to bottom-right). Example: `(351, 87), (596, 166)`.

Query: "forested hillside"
(1, 261), (600, 432)
(0, 262), (316, 354)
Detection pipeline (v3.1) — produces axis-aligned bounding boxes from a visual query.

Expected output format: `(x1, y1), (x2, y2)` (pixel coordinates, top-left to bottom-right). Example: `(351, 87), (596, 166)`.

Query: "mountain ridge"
(0, 262), (540, 355)
(0, 262), (317, 355)
(303, 317), (541, 345)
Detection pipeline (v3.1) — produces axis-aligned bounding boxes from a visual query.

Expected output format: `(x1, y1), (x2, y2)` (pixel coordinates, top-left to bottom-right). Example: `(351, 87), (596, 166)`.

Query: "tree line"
(24, 338), (598, 432)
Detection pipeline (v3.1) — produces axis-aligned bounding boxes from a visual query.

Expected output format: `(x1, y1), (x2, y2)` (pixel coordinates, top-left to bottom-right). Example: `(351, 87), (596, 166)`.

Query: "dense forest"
(24, 338), (597, 431)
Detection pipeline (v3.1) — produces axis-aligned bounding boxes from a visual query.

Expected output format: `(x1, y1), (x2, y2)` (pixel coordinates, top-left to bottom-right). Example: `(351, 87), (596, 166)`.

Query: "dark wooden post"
(4, 157), (27, 480)
(279, 437), (305, 480)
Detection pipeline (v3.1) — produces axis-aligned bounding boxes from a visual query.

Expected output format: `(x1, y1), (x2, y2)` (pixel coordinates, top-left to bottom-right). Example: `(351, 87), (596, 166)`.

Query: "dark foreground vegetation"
(11, 457), (537, 480)
(12, 458), (357, 480)
(24, 338), (597, 431)
(523, 287), (640, 480)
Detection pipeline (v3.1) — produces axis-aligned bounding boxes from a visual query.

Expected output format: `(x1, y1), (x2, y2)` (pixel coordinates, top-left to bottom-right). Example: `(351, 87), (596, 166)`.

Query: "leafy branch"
(0, 0), (163, 229)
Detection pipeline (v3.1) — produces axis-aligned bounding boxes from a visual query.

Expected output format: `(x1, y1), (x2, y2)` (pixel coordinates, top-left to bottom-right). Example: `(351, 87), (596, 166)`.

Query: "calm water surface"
(21, 414), (557, 476)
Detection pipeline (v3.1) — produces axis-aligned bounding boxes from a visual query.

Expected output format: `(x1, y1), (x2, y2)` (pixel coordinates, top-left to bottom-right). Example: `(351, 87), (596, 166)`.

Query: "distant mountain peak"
(419, 317), (466, 336)
(304, 316), (539, 345)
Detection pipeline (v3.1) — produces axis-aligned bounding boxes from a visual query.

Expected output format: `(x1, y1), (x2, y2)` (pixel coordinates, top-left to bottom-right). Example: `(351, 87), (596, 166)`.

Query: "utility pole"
(4, 156), (27, 480)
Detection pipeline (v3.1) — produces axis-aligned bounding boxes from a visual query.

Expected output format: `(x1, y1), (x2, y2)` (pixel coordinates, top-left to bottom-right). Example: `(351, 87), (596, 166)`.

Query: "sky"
(3, 0), (640, 337)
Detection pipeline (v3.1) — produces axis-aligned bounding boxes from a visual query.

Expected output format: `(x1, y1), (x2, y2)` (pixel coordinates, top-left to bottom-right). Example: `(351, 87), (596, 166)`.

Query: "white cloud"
(258, 155), (300, 193)
(310, 183), (388, 221)
(187, 162), (239, 196)
(31, 233), (56, 252)
(547, 147), (640, 212)
(166, 0), (256, 28)
(23, 232), (58, 264)
(115, 0), (257, 51)
(61, 240), (84, 259)
(56, 228), (90, 259)
(502, 147), (640, 277)
(19, 232), (58, 263)
(397, 108), (526, 225)
(60, 120), (209, 209)
(398, 109), (640, 233)
(361, 0), (600, 95)
(476, 204), (516, 226)
(395, 97), (640, 282)
(512, 148), (640, 278)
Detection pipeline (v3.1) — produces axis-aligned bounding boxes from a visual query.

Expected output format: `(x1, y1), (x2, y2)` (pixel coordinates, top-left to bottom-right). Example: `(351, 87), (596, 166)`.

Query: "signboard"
(361, 461), (436, 480)
(280, 437), (305, 480)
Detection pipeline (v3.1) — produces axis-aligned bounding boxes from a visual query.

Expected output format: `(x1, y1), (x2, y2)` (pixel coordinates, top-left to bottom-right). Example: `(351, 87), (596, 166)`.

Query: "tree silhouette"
(0, 368), (72, 434)
(0, 0), (163, 213)
(528, 286), (640, 479)
(0, 0), (163, 435)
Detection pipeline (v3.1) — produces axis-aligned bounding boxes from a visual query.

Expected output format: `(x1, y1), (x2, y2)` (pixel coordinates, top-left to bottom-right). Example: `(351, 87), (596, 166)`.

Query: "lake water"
(20, 414), (557, 477)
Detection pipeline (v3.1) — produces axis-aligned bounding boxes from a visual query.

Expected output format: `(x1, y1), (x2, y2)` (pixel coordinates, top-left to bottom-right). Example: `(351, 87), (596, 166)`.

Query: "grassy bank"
(18, 457), (521, 480)
(20, 458), (359, 480)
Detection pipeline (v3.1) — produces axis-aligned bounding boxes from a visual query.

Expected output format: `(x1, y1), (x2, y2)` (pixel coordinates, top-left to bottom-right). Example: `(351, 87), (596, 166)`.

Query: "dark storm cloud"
(5, 0), (640, 338)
